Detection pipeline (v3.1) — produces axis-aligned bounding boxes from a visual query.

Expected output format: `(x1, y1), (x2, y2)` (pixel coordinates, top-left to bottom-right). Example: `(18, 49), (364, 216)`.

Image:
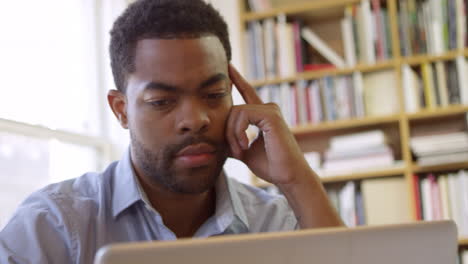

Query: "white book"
(435, 61), (449, 107)
(279, 82), (292, 126)
(402, 64), (421, 113)
(301, 27), (346, 68)
(363, 70), (399, 116)
(352, 71), (365, 117)
(341, 16), (356, 67)
(438, 175), (452, 220)
(339, 181), (356, 227)
(462, 250), (468, 264)
(309, 80), (322, 123)
(447, 174), (462, 233)
(420, 177), (433, 221)
(417, 152), (468, 166)
(456, 56), (468, 104)
(430, 0), (444, 54)
(296, 80), (308, 125)
(277, 15), (296, 77)
(459, 170), (468, 236)
(252, 21), (266, 80)
(243, 30), (255, 80)
(330, 130), (386, 151)
(334, 76), (350, 120)
(263, 18), (277, 79)
(422, 2), (434, 54)
(361, 0), (376, 64)
(456, 0), (466, 50)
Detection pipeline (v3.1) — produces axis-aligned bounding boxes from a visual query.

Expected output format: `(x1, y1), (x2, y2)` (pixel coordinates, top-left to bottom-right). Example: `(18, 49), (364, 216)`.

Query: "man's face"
(124, 36), (232, 194)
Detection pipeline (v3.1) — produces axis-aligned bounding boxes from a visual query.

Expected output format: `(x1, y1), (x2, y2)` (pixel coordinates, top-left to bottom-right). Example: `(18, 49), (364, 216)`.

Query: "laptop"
(94, 220), (457, 264)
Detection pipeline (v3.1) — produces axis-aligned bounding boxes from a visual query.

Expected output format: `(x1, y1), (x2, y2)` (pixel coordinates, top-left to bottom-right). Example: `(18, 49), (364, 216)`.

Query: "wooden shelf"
(412, 161), (468, 174)
(250, 60), (396, 87)
(400, 50), (462, 66)
(406, 105), (468, 120)
(249, 48), (468, 87)
(319, 164), (406, 184)
(242, 0), (361, 21)
(291, 114), (400, 136)
(460, 238), (468, 247)
(251, 165), (405, 187)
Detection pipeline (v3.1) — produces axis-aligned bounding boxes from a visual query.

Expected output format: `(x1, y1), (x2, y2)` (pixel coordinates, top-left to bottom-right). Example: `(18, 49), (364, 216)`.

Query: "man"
(0, 0), (342, 263)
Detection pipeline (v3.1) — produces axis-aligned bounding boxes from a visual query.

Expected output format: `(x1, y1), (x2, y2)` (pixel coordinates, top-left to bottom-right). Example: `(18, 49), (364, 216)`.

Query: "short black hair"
(109, 0), (231, 93)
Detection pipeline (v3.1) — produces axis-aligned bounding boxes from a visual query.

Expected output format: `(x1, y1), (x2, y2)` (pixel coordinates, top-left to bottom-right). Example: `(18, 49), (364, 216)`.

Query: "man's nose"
(176, 98), (210, 134)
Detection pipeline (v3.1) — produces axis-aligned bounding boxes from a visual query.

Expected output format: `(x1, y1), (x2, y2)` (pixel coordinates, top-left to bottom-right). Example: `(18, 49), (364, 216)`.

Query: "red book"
(303, 64), (335, 71)
(292, 22), (304, 73)
(412, 174), (422, 220)
(371, 0), (384, 60)
(304, 84), (312, 123)
(428, 174), (442, 220)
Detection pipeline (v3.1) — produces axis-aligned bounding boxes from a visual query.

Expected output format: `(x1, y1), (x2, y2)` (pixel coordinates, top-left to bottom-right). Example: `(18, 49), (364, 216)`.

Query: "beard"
(130, 132), (229, 194)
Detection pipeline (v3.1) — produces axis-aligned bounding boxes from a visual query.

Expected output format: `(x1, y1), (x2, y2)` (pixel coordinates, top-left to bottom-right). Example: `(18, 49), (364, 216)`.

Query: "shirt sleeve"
(0, 192), (74, 264)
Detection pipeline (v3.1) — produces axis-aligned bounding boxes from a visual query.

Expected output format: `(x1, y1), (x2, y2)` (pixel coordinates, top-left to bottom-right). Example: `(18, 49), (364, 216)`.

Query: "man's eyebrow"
(143, 73), (228, 92)
(198, 73), (228, 89)
(143, 82), (180, 92)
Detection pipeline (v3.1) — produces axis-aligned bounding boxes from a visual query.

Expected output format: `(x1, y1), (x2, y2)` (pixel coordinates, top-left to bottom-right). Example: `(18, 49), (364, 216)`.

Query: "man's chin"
(169, 165), (222, 194)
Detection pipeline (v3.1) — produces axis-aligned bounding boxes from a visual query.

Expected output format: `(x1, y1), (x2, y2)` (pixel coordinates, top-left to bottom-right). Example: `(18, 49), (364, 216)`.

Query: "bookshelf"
(239, 0), (468, 246)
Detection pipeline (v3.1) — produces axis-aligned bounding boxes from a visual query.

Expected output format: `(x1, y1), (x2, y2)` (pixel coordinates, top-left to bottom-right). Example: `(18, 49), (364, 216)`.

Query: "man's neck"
(137, 176), (216, 238)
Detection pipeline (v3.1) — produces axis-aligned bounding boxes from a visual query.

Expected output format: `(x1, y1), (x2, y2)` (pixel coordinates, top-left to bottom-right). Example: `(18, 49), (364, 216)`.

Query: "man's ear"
(107, 89), (129, 129)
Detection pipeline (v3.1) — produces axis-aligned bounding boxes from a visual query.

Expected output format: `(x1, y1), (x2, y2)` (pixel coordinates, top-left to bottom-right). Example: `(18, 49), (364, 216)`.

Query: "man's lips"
(175, 143), (216, 168)
(176, 143), (216, 156)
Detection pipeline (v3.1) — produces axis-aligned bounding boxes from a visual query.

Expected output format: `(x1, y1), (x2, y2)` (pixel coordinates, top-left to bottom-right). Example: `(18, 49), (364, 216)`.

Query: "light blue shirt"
(0, 149), (298, 264)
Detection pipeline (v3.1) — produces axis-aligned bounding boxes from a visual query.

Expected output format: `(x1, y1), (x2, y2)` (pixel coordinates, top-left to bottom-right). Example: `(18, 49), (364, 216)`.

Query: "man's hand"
(227, 64), (343, 229)
(226, 65), (310, 185)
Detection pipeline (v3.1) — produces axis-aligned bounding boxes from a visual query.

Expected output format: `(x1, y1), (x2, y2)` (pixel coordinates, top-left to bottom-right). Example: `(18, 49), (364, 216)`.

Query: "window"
(0, 0), (128, 228)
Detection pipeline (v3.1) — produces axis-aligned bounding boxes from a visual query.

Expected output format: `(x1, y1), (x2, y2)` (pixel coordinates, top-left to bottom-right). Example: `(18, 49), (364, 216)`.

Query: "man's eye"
(205, 93), (227, 100)
(149, 99), (176, 107)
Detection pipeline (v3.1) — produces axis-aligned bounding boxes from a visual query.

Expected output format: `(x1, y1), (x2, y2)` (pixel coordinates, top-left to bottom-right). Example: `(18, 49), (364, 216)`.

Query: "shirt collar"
(112, 148), (141, 218)
(111, 147), (250, 232)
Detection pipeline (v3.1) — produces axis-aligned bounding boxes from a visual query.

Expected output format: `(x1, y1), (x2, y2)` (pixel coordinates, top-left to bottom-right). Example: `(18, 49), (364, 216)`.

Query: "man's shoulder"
(38, 161), (118, 201)
(15, 161), (119, 220)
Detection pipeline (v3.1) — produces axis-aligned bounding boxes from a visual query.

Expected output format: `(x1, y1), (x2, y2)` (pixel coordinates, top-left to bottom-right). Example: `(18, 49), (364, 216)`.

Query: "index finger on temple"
(229, 64), (263, 104)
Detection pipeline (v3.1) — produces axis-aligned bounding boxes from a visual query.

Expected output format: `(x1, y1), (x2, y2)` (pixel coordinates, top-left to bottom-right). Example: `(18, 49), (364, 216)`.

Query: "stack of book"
(412, 171), (468, 237)
(410, 131), (468, 166)
(397, 0), (467, 56)
(322, 130), (395, 175)
(326, 177), (411, 227)
(402, 58), (468, 113)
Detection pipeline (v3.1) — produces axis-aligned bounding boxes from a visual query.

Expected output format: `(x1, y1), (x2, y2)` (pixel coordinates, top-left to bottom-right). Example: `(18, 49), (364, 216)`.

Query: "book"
(341, 7), (357, 67)
(362, 70), (399, 116)
(361, 177), (411, 225)
(438, 174), (452, 220)
(339, 181), (357, 227)
(329, 130), (386, 151)
(456, 56), (468, 104)
(277, 15), (296, 77)
(412, 174), (423, 220)
(435, 61), (450, 107)
(402, 64), (421, 113)
(421, 62), (437, 108)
